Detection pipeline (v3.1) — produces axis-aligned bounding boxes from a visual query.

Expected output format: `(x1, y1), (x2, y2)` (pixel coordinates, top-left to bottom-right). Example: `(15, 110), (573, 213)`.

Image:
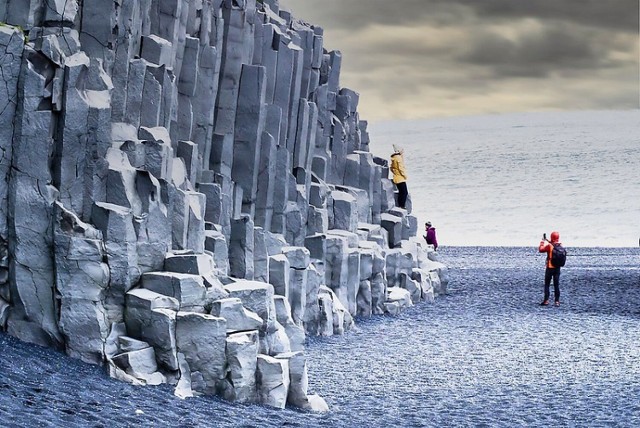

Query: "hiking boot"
(554, 301), (560, 306)
(540, 300), (549, 306)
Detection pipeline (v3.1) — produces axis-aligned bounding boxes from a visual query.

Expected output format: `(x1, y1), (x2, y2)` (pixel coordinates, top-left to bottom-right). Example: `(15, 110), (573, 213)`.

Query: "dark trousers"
(396, 181), (408, 208)
(544, 267), (561, 302)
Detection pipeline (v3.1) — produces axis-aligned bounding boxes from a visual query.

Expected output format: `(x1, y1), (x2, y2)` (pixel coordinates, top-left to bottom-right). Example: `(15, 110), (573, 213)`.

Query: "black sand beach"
(2, 246), (639, 427)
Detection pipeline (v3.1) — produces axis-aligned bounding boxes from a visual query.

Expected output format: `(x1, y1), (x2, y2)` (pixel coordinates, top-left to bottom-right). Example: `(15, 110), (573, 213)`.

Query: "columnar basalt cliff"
(0, 0), (448, 410)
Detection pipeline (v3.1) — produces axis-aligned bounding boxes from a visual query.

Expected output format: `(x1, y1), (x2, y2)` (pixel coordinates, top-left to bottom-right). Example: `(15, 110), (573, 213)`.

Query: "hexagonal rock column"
(124, 288), (180, 372)
(0, 26), (24, 241)
(111, 345), (166, 386)
(209, 297), (263, 333)
(380, 213), (402, 248)
(233, 64), (267, 217)
(220, 330), (259, 403)
(371, 273), (387, 315)
(330, 190), (358, 232)
(224, 280), (277, 347)
(324, 234), (349, 309)
(204, 229), (229, 275)
(163, 251), (228, 304)
(412, 269), (435, 303)
(274, 351), (327, 411)
(282, 246), (310, 326)
(91, 202), (140, 316)
(141, 272), (207, 312)
(273, 295), (305, 352)
(6, 44), (62, 348)
(385, 287), (413, 315)
(268, 254), (290, 297)
(255, 130), (278, 230)
(175, 312), (227, 395)
(53, 203), (110, 364)
(171, 188), (206, 253)
(318, 285), (353, 335)
(215, 1), (256, 135)
(229, 214), (255, 279)
(303, 264), (323, 335)
(58, 53), (113, 222)
(257, 354), (289, 409)
(253, 227), (269, 283)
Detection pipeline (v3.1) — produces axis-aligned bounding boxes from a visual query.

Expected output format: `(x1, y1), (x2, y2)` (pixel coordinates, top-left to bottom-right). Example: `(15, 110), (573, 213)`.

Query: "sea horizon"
(369, 110), (640, 248)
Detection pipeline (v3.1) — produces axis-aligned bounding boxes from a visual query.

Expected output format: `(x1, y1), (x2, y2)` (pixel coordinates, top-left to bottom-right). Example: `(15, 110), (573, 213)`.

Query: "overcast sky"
(281, 0), (640, 122)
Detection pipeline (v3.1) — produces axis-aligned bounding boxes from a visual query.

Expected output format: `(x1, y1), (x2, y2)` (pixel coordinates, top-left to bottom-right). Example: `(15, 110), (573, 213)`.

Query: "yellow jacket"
(390, 153), (407, 184)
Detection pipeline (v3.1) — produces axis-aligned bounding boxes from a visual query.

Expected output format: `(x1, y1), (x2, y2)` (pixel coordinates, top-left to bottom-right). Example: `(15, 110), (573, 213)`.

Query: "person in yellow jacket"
(390, 144), (408, 208)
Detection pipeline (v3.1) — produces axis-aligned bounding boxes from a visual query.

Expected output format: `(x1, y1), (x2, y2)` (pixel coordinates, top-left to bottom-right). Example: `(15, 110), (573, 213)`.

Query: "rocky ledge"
(0, 0), (448, 411)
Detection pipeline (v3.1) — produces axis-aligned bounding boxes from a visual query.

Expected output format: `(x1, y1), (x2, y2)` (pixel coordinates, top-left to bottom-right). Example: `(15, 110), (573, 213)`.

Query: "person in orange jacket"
(390, 145), (408, 208)
(539, 231), (562, 306)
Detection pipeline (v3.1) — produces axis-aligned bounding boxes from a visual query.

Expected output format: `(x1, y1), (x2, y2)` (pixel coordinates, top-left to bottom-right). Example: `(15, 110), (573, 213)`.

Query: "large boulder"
(257, 354), (289, 409)
(220, 331), (259, 403)
(124, 289), (179, 371)
(141, 272), (206, 312)
(273, 296), (305, 352)
(111, 346), (166, 386)
(210, 297), (263, 333)
(224, 280), (277, 334)
(175, 312), (227, 395)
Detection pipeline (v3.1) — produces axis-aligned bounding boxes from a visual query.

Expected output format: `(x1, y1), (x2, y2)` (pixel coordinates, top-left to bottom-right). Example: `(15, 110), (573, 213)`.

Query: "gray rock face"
(224, 280), (276, 334)
(273, 295), (305, 352)
(111, 346), (166, 386)
(176, 312), (227, 395)
(221, 331), (259, 403)
(141, 272), (206, 312)
(54, 203), (110, 364)
(210, 297), (263, 333)
(91, 203), (140, 313)
(124, 288), (179, 371)
(0, 26), (23, 242)
(380, 213), (403, 248)
(0, 0), (449, 412)
(229, 215), (255, 279)
(268, 254), (290, 297)
(257, 354), (289, 409)
(331, 190), (358, 232)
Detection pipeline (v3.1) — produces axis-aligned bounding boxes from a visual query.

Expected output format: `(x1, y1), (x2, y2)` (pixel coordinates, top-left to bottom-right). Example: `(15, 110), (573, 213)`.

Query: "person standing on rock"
(390, 144), (408, 209)
(424, 221), (438, 250)
(539, 231), (565, 306)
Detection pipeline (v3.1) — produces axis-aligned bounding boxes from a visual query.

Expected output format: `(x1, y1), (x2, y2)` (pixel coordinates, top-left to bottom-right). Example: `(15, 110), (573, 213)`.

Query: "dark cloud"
(279, 0), (639, 119)
(458, 23), (617, 77)
(454, 0), (639, 33)
(282, 0), (639, 32)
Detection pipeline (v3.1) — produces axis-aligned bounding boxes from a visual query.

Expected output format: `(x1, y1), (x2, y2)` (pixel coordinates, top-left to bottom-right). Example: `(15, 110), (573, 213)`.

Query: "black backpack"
(551, 243), (567, 267)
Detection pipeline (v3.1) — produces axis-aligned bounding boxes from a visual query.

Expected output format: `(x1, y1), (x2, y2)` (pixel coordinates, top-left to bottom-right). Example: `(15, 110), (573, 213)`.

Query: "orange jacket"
(539, 240), (561, 268)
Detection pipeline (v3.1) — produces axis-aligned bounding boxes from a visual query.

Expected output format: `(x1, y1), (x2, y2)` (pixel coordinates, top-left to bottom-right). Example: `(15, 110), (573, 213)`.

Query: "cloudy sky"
(281, 0), (639, 122)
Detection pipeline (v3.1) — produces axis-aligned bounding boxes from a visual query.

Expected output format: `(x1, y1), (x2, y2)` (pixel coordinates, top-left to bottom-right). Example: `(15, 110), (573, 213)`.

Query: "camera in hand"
(543, 233), (547, 240)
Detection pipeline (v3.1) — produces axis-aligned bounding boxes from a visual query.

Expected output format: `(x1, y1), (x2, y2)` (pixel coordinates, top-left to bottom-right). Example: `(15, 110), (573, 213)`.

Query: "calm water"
(370, 110), (640, 247)
(2, 246), (639, 427)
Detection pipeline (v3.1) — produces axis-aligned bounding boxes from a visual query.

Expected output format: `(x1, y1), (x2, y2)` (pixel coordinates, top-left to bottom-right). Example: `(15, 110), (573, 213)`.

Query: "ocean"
(369, 110), (640, 247)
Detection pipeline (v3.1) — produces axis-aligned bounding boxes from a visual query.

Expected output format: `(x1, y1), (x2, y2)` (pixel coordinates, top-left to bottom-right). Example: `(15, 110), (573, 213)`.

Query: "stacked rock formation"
(0, 0), (448, 411)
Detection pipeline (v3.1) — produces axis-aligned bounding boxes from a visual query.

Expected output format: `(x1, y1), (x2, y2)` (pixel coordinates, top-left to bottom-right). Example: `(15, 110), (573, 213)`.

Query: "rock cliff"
(0, 0), (448, 410)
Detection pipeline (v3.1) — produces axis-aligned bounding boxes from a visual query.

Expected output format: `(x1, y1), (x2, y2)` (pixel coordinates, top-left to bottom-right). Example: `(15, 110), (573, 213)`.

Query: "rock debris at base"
(0, 0), (448, 411)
